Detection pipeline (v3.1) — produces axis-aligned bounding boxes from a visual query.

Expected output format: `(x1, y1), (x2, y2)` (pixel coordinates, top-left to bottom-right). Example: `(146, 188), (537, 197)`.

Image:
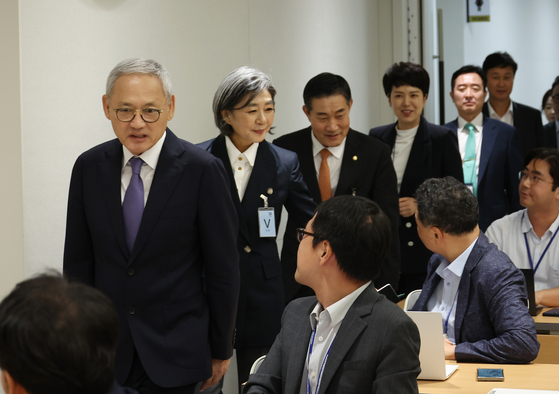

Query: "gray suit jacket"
(245, 284), (421, 394)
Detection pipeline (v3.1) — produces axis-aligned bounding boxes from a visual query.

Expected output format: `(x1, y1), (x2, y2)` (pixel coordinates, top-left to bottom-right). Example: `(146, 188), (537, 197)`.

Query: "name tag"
(258, 207), (276, 237)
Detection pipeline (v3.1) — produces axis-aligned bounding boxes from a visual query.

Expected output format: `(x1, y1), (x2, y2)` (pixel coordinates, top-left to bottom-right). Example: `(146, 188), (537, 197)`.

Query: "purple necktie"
(123, 157), (144, 252)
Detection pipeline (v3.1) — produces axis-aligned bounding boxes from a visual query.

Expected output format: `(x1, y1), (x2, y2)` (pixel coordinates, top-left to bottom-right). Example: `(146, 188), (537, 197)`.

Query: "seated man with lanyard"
(487, 148), (559, 307)
(412, 177), (539, 363)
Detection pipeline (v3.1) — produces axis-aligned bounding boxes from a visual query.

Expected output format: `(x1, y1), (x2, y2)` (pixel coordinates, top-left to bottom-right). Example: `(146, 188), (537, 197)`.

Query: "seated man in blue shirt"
(0, 273), (136, 394)
(412, 177), (539, 364)
(245, 196), (420, 394)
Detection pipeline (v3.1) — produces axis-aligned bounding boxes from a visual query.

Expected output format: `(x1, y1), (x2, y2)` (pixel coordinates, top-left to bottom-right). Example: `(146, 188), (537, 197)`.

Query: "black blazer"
(274, 128), (400, 298)
(482, 101), (544, 156)
(543, 121), (558, 148)
(198, 136), (315, 349)
(369, 116), (464, 275)
(63, 129), (240, 387)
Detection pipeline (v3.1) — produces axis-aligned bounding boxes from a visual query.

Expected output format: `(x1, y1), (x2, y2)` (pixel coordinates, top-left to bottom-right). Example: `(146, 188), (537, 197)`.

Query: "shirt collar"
(311, 129), (347, 160)
(225, 136), (259, 167)
(458, 112), (484, 130)
(522, 208), (559, 237)
(555, 119), (559, 132)
(309, 281), (371, 331)
(122, 131), (166, 170)
(436, 237), (478, 279)
(487, 100), (514, 118)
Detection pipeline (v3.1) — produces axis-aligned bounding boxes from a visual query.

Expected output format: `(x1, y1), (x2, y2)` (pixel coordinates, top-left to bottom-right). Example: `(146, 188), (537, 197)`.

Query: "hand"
(200, 358), (230, 391)
(399, 197), (417, 218)
(444, 338), (456, 360)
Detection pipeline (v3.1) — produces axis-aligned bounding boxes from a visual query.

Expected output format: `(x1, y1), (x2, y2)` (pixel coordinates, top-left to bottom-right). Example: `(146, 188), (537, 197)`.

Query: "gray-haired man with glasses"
(63, 58), (240, 394)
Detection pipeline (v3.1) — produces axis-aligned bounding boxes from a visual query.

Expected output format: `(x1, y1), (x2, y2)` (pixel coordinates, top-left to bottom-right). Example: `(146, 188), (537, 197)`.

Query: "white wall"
(18, 0), (400, 277)
(438, 0), (559, 124)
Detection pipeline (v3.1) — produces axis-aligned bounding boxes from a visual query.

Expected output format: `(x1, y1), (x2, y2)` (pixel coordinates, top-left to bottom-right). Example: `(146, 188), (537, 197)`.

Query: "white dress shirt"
(486, 209), (559, 292)
(300, 281), (371, 394)
(458, 113), (484, 180)
(487, 100), (514, 126)
(121, 131), (166, 205)
(427, 238), (478, 343)
(311, 131), (347, 196)
(392, 125), (418, 193)
(225, 137), (259, 201)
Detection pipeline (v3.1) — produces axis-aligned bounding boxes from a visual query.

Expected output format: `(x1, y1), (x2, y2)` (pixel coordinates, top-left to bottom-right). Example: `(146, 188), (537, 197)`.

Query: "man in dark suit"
(274, 73), (400, 300)
(444, 65), (523, 231)
(543, 76), (559, 149)
(481, 52), (544, 156)
(0, 273), (137, 394)
(411, 177), (539, 364)
(63, 59), (240, 394)
(245, 196), (421, 394)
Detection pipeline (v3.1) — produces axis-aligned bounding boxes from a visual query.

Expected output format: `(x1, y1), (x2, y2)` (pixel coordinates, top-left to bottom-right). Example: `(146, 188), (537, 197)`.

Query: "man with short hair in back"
(487, 148), (559, 307)
(245, 196), (421, 394)
(543, 76), (559, 149)
(0, 273), (136, 394)
(412, 177), (539, 364)
(482, 52), (544, 155)
(274, 73), (400, 301)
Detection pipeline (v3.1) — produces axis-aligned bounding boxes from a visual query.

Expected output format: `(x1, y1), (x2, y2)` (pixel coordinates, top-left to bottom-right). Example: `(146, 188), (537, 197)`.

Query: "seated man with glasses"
(245, 196), (421, 394)
(487, 148), (559, 307)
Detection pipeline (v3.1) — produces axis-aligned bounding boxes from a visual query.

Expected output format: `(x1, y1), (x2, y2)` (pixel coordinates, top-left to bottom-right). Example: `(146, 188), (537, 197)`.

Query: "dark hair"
(213, 66), (276, 137)
(523, 148), (559, 191)
(415, 177), (479, 236)
(310, 196), (391, 282)
(303, 72), (352, 111)
(482, 52), (518, 75)
(0, 272), (119, 394)
(451, 65), (487, 90)
(542, 89), (553, 111)
(382, 62), (430, 97)
(552, 76), (559, 93)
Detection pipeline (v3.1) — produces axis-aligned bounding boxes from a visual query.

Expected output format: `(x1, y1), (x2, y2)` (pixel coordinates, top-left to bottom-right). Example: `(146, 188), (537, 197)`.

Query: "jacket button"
(408, 241), (414, 247)
(128, 268), (134, 276)
(128, 307), (135, 315)
(405, 222), (412, 228)
(244, 246), (251, 253)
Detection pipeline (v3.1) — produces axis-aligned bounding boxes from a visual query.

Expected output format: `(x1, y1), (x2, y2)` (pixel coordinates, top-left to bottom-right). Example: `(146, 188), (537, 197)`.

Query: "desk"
(534, 308), (559, 334)
(418, 362), (559, 393)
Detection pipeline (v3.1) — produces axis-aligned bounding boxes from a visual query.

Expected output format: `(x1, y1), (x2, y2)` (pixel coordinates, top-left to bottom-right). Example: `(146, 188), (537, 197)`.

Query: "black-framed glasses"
(114, 108), (163, 123)
(519, 171), (555, 186)
(296, 228), (315, 243)
(552, 95), (559, 104)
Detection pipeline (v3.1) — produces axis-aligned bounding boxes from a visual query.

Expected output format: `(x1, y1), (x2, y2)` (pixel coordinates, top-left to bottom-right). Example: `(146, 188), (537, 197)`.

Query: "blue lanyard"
(443, 287), (459, 337)
(306, 329), (335, 394)
(522, 212), (559, 274)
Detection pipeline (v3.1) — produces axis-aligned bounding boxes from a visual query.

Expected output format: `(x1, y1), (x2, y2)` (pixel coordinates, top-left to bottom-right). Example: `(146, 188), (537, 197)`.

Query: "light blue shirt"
(427, 237), (478, 343)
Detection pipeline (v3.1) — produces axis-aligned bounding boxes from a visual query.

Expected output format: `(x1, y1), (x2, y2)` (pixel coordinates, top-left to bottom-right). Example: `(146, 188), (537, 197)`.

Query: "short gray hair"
(105, 58), (173, 104)
(213, 66), (276, 136)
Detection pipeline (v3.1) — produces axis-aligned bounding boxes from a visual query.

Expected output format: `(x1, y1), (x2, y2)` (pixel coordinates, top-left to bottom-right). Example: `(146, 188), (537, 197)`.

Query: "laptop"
(520, 269), (544, 316)
(406, 311), (459, 380)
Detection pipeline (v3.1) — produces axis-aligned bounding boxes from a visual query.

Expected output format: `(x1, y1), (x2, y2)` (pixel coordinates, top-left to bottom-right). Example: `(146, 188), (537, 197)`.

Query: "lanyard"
(522, 212), (559, 274)
(306, 329), (335, 394)
(443, 287), (459, 338)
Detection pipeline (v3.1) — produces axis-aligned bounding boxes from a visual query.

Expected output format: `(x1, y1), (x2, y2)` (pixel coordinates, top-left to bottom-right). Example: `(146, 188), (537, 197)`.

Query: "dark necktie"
(123, 157), (144, 251)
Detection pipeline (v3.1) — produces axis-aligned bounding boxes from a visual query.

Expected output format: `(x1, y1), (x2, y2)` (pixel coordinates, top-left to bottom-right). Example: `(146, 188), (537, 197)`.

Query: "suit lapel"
(335, 130), (360, 197)
(401, 117), (431, 197)
(285, 302), (315, 394)
(99, 140), (128, 258)
(412, 255), (443, 310)
(209, 135), (251, 242)
(298, 128), (322, 204)
(479, 117), (497, 184)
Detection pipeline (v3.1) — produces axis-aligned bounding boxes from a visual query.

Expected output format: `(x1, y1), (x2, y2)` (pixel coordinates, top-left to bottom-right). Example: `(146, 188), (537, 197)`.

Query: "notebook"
(520, 269), (544, 316)
(406, 311), (459, 380)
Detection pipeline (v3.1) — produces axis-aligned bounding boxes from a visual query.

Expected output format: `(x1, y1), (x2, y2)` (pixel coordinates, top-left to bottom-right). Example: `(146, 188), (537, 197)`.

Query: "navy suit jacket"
(543, 121), (558, 148)
(273, 128), (400, 298)
(444, 117), (523, 231)
(482, 101), (544, 156)
(198, 136), (315, 349)
(245, 284), (421, 394)
(63, 129), (240, 387)
(412, 233), (539, 364)
(369, 117), (463, 276)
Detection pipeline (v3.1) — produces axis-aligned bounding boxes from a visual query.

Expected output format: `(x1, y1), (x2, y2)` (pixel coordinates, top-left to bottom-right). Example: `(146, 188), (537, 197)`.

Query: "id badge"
(258, 207), (276, 238)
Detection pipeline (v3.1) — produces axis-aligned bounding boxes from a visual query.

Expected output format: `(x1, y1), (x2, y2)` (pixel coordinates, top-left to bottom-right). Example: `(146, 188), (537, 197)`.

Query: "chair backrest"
(404, 289), (422, 311)
(250, 355), (267, 374)
(533, 334), (559, 364)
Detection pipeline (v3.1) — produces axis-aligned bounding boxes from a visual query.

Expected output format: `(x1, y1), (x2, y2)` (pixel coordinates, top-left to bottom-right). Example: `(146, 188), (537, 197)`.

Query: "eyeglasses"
(114, 108), (163, 123)
(296, 228), (315, 242)
(519, 171), (555, 186)
(552, 95), (559, 104)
